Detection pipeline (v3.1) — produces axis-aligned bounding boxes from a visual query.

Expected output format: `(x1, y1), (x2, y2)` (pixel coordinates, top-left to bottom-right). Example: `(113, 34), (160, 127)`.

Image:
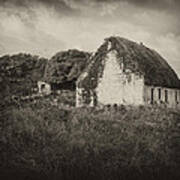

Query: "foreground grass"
(0, 101), (180, 180)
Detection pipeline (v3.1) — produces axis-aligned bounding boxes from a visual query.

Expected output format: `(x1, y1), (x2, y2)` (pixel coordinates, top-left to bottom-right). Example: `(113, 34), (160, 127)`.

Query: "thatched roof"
(77, 36), (180, 89)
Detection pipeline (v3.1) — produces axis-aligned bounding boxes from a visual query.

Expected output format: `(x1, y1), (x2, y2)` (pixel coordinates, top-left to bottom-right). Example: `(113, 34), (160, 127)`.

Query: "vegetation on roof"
(78, 36), (180, 89)
(110, 36), (180, 88)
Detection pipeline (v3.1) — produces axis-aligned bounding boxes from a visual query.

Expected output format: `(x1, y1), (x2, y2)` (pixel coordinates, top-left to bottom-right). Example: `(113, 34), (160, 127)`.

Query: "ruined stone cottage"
(76, 36), (180, 109)
(37, 49), (91, 95)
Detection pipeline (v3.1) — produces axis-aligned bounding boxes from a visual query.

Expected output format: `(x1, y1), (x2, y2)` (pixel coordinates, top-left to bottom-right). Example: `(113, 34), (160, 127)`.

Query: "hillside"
(0, 100), (180, 179)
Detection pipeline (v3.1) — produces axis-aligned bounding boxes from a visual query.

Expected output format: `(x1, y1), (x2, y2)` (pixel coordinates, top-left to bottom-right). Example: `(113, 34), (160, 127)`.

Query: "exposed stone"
(37, 81), (51, 95)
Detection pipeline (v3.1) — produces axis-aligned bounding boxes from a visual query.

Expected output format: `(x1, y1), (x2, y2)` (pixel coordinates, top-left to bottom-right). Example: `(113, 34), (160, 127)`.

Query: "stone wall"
(76, 49), (180, 109)
(76, 87), (95, 107)
(95, 50), (144, 106)
(76, 50), (145, 107)
(144, 85), (180, 109)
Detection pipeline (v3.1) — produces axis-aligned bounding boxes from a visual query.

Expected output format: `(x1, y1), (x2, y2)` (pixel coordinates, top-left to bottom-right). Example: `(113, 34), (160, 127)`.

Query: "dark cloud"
(37, 0), (79, 15)
(0, 0), (81, 31)
(0, 0), (180, 75)
(80, 0), (180, 14)
(0, 0), (79, 15)
(0, 0), (180, 16)
(128, 0), (180, 12)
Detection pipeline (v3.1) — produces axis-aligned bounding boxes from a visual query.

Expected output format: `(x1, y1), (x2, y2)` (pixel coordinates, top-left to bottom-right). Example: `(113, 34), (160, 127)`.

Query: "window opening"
(158, 88), (161, 100)
(151, 88), (154, 104)
(165, 90), (168, 103)
(175, 91), (178, 103)
(41, 84), (45, 90)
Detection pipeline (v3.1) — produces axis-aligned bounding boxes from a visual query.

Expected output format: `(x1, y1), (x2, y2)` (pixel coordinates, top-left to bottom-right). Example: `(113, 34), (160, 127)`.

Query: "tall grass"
(0, 102), (180, 180)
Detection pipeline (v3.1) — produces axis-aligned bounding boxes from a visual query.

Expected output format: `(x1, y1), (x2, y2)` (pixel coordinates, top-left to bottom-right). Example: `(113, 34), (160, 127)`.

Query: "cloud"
(1, 0), (180, 13)
(91, 0), (180, 10)
(0, 0), (80, 15)
(0, 5), (66, 57)
(0, 0), (179, 76)
(149, 33), (180, 77)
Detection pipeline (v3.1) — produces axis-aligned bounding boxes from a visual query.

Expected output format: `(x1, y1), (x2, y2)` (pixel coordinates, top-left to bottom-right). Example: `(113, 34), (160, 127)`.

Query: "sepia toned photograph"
(0, 0), (180, 179)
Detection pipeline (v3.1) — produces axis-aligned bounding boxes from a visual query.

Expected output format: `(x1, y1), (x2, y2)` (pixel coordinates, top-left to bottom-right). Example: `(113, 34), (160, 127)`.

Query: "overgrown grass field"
(0, 100), (180, 180)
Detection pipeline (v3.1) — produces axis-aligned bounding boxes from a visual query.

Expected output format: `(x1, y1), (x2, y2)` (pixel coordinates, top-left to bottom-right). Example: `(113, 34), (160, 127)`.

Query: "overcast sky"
(0, 0), (180, 77)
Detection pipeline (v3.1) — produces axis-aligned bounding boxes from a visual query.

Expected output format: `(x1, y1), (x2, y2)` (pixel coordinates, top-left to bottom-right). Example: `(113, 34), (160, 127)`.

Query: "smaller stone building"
(76, 36), (180, 109)
(37, 81), (51, 95)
